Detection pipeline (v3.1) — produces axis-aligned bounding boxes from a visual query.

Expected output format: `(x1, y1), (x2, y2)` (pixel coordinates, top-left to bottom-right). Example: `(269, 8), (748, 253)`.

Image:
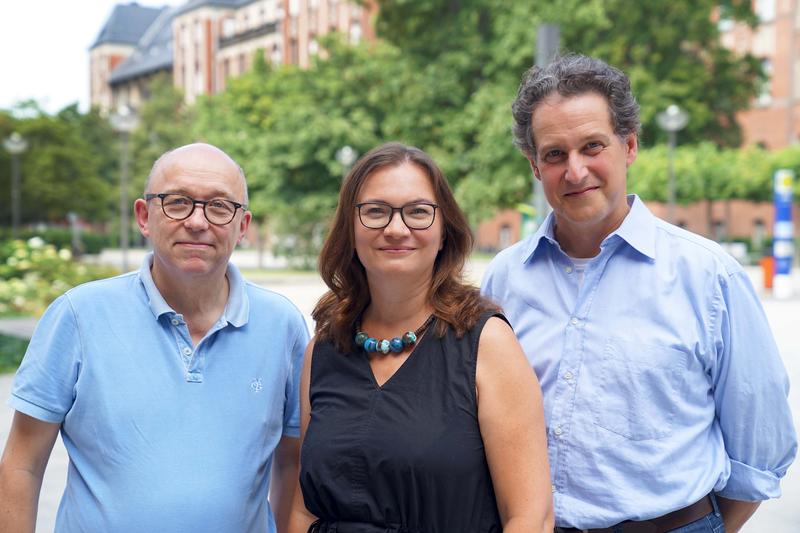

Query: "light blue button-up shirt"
(481, 195), (797, 529)
(10, 253), (309, 533)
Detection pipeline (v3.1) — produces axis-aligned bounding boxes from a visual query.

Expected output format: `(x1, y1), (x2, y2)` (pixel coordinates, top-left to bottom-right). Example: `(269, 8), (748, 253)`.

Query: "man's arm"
(0, 412), (60, 533)
(269, 435), (300, 532)
(716, 496), (760, 533)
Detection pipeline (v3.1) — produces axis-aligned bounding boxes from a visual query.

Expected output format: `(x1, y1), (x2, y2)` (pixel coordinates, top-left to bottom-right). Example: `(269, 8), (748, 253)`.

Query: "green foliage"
(0, 334), (28, 374)
(0, 238), (118, 316)
(131, 73), (197, 194)
(373, 0), (765, 220)
(0, 104), (115, 224)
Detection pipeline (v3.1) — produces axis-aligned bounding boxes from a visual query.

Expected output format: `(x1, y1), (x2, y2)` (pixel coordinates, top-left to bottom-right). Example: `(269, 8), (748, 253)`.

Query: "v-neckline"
(361, 329), (430, 390)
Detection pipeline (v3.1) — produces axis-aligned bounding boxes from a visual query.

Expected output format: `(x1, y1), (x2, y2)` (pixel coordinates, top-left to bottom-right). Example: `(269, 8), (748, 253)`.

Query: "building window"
(290, 38), (299, 64)
(349, 22), (362, 43)
(223, 17), (235, 37)
(239, 53), (247, 74)
(309, 38), (319, 56)
(289, 0), (300, 17)
(755, 0), (776, 22)
(499, 224), (512, 250)
(757, 58), (772, 106)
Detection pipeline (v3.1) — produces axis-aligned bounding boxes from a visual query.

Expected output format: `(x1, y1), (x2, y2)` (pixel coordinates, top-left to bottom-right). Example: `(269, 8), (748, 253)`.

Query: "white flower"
(58, 249), (72, 261)
(27, 236), (45, 249)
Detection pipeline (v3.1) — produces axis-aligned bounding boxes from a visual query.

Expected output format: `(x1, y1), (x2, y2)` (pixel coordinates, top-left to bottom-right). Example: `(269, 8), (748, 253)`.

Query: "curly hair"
(512, 53), (641, 160)
(313, 142), (498, 352)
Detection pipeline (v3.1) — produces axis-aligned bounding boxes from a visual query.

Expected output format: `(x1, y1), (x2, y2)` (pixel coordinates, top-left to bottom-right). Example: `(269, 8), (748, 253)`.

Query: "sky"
(0, 0), (183, 114)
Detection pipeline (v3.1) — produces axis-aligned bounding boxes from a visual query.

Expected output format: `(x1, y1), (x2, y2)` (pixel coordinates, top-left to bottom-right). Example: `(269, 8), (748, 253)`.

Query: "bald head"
(145, 143), (248, 205)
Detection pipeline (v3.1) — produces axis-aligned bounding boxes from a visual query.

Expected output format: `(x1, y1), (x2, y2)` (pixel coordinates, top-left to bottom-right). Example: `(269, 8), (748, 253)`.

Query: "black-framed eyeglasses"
(355, 201), (439, 230)
(144, 193), (246, 226)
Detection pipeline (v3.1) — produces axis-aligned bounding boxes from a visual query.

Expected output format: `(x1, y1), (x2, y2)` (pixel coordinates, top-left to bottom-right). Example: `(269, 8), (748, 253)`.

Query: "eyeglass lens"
(161, 194), (237, 224)
(359, 202), (436, 229)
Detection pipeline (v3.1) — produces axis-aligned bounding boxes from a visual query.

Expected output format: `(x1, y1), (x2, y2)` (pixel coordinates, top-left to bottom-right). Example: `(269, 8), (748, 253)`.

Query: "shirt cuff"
(7, 394), (65, 424)
(717, 459), (783, 501)
(282, 424), (300, 439)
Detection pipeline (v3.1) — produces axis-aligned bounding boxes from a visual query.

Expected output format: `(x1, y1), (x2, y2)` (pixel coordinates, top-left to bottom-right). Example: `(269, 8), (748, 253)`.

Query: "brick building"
(90, 0), (376, 112)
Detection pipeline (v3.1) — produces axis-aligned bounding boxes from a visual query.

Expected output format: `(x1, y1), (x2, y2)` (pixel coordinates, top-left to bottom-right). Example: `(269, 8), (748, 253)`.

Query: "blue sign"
(773, 169), (795, 276)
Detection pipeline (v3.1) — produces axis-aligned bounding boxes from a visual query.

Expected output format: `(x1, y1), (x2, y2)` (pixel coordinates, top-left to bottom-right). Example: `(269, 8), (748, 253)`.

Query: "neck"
(363, 272), (433, 331)
(150, 260), (230, 321)
(554, 208), (630, 258)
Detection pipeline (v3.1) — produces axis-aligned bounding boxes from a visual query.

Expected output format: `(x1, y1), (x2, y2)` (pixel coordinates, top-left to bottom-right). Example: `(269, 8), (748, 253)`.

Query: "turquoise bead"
(402, 331), (417, 346)
(378, 339), (391, 354)
(355, 332), (368, 347)
(364, 338), (378, 352)
(389, 337), (404, 352)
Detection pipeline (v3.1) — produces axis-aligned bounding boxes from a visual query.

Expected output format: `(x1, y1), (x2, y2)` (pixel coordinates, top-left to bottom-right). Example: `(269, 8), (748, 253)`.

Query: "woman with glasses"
(288, 143), (553, 533)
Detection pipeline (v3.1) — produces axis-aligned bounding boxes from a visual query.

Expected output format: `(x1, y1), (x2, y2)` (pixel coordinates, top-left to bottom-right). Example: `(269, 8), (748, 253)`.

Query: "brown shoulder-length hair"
(313, 142), (499, 352)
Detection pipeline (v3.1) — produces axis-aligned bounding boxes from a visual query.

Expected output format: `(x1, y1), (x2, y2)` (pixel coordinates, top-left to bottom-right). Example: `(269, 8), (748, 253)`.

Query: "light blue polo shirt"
(10, 253), (308, 533)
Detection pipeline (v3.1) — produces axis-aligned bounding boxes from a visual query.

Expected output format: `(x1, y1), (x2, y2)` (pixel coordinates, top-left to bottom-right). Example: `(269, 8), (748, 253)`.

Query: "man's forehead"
(531, 92), (614, 142)
(151, 145), (244, 193)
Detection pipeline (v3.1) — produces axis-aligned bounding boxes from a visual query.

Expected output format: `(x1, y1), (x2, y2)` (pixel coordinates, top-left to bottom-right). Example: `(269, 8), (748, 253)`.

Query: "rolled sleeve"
(712, 271), (797, 500)
(9, 293), (82, 424)
(282, 313), (310, 438)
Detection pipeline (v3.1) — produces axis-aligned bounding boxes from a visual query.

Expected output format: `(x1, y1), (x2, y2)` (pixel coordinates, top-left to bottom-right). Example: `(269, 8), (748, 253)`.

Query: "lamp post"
(335, 145), (357, 176)
(656, 104), (689, 224)
(110, 105), (139, 272)
(3, 132), (28, 240)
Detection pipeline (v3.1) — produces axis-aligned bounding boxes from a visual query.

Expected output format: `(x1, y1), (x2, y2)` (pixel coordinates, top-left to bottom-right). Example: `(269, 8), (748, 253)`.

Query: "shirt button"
(565, 266), (573, 274)
(553, 426), (563, 436)
(171, 318), (180, 326)
(564, 371), (574, 381)
(183, 347), (192, 356)
(570, 317), (579, 326)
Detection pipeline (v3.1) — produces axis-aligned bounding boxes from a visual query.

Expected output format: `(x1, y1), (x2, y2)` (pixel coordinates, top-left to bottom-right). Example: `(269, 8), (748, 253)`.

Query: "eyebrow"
(159, 188), (236, 200)
(358, 198), (435, 205)
(537, 132), (613, 155)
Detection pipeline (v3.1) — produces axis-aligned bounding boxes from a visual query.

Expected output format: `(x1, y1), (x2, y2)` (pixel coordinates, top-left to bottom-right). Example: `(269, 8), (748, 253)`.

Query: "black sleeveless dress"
(299, 313), (503, 533)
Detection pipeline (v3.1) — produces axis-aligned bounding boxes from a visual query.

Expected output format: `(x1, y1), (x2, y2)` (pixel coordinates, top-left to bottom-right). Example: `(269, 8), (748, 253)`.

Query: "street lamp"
(656, 104), (689, 224)
(109, 104), (139, 272)
(335, 145), (358, 176)
(3, 132), (29, 240)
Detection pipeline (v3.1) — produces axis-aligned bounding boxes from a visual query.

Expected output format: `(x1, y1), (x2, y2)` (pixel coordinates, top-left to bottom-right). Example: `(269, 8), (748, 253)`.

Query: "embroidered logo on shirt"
(250, 378), (263, 393)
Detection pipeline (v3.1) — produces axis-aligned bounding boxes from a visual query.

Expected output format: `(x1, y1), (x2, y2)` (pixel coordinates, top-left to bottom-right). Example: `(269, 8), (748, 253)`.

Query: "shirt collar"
(137, 252), (249, 327)
(522, 194), (656, 263)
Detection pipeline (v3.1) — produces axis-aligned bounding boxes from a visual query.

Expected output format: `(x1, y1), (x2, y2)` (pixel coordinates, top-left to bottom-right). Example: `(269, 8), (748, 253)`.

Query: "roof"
(91, 3), (167, 49)
(109, 6), (177, 84)
(172, 0), (250, 17)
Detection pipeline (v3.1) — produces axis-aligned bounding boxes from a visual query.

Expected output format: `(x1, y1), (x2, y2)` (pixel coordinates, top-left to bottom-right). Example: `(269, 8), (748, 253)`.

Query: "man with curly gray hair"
(482, 53), (796, 533)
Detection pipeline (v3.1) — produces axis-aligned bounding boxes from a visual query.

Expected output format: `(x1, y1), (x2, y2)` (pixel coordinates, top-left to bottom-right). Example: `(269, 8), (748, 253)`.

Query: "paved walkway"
(1, 262), (798, 532)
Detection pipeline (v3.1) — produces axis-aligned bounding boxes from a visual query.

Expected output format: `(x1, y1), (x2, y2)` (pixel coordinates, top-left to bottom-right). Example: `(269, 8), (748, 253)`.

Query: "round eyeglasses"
(144, 193), (246, 226)
(355, 201), (438, 230)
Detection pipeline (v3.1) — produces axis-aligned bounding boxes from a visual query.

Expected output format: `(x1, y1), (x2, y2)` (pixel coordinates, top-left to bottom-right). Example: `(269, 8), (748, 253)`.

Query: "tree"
(0, 103), (114, 225)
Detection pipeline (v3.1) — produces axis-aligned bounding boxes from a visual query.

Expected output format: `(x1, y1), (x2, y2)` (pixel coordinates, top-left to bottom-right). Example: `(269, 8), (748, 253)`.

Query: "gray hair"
(512, 53), (641, 160)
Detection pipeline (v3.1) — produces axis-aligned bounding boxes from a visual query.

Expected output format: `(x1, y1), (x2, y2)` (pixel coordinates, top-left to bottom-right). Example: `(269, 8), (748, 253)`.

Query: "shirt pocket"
(589, 337), (687, 441)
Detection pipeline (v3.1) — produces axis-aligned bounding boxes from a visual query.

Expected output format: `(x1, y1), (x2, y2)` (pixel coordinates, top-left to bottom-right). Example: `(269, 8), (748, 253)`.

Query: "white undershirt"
(568, 256), (592, 290)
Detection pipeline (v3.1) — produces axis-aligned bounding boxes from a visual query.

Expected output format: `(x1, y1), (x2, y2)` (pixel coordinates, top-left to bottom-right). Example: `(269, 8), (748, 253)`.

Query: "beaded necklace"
(355, 315), (435, 354)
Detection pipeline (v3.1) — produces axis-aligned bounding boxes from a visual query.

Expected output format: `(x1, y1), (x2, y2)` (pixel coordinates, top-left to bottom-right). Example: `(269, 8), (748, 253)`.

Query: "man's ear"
(133, 198), (150, 238)
(528, 157), (541, 181)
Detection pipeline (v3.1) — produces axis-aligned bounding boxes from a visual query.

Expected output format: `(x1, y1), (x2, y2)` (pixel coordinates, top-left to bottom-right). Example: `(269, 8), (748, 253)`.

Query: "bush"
(0, 238), (118, 316)
(0, 334), (28, 373)
(0, 227), (116, 255)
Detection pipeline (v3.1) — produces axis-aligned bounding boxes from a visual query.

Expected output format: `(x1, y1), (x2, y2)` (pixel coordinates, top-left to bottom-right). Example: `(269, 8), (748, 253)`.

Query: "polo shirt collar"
(137, 252), (249, 327)
(522, 194), (656, 262)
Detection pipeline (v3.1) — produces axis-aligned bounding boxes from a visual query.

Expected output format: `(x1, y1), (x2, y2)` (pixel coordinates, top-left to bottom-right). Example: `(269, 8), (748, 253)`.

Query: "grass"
(0, 333), (28, 374)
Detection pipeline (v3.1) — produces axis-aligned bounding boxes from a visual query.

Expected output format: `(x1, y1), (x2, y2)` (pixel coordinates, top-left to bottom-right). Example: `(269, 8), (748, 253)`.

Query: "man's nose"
(183, 203), (209, 230)
(565, 152), (589, 183)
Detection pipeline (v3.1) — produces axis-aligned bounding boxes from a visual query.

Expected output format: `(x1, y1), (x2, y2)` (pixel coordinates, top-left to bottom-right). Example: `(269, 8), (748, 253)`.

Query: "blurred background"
(0, 1), (799, 530)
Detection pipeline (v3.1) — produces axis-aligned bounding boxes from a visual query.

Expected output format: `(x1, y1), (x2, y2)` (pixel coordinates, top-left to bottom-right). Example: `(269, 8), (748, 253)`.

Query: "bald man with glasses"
(0, 144), (309, 533)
